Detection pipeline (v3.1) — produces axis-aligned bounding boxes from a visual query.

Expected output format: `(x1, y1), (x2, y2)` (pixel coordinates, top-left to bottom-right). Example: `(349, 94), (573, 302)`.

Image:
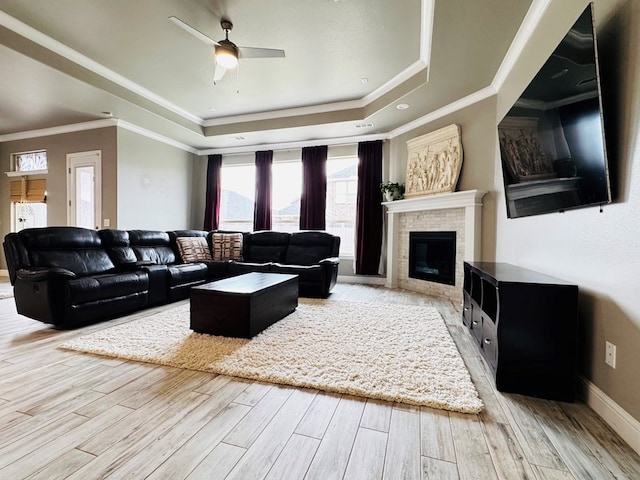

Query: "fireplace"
(408, 231), (457, 286)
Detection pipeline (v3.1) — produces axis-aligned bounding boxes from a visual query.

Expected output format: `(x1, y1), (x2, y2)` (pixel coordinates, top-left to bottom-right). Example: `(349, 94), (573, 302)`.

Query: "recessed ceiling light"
(396, 103), (410, 110)
(208, 107), (217, 112)
(101, 111), (113, 117)
(361, 77), (369, 85)
(233, 136), (245, 141)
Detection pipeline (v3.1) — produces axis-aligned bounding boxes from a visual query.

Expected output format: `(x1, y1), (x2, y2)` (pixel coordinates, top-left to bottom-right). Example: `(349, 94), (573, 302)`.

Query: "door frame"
(66, 150), (102, 229)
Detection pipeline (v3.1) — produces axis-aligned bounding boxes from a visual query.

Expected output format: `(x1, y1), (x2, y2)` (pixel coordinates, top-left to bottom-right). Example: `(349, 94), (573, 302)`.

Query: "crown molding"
(388, 86), (497, 139)
(199, 133), (389, 156)
(491, 0), (553, 91)
(0, 119), (117, 142)
(1, 0), (433, 134)
(0, 11), (204, 127)
(204, 0), (433, 127)
(1, 0), (553, 157)
(116, 121), (199, 155)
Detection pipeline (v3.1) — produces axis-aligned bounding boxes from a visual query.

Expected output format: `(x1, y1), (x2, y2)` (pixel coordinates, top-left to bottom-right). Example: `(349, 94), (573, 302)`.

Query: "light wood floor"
(1, 280), (639, 479)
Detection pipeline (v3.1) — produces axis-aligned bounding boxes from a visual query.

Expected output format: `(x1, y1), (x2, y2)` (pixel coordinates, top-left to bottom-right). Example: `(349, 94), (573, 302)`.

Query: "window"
(326, 157), (358, 256)
(219, 164), (255, 231)
(272, 161), (301, 232)
(334, 179), (358, 204)
(9, 150), (48, 232)
(13, 202), (47, 232)
(13, 150), (47, 172)
(219, 155), (358, 257)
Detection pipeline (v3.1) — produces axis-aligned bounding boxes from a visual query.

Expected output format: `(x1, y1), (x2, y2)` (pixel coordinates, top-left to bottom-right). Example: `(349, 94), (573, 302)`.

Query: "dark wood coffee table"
(190, 272), (298, 338)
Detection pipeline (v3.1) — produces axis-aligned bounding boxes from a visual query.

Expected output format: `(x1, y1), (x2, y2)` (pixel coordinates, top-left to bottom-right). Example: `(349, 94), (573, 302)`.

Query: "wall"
(495, 0), (640, 421)
(0, 127), (117, 269)
(388, 97), (499, 262)
(116, 129), (198, 230)
(389, 0), (640, 424)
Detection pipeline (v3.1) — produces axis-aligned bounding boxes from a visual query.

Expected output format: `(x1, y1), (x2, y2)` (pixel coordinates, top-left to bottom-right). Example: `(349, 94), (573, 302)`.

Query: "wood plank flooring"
(1, 280), (639, 479)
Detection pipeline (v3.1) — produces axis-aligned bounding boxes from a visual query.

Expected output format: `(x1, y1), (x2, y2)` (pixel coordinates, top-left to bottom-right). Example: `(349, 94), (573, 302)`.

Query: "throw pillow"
(176, 237), (213, 263)
(211, 233), (243, 261)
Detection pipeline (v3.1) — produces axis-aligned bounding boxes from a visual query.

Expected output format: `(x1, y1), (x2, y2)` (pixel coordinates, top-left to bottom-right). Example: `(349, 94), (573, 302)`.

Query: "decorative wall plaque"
(405, 124), (463, 198)
(498, 116), (555, 182)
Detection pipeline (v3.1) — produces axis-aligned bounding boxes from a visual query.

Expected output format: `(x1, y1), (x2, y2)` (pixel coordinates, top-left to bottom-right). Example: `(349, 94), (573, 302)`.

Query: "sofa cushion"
(176, 237), (213, 263)
(66, 271), (148, 305)
(167, 263), (208, 287)
(285, 231), (337, 265)
(271, 263), (324, 283)
(128, 230), (176, 265)
(228, 261), (273, 275)
(211, 233), (243, 261)
(99, 229), (137, 265)
(243, 231), (290, 263)
(19, 227), (115, 276)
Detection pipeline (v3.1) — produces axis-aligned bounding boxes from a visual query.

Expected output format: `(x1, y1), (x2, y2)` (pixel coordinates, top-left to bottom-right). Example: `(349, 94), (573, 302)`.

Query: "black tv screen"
(498, 3), (611, 218)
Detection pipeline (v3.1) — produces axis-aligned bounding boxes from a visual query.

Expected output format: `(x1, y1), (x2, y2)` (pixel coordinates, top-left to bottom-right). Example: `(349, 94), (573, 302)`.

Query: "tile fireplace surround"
(383, 190), (487, 304)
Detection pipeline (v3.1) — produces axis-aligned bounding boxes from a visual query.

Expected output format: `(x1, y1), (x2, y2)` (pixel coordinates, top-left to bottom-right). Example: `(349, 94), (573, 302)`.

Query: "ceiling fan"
(169, 16), (285, 83)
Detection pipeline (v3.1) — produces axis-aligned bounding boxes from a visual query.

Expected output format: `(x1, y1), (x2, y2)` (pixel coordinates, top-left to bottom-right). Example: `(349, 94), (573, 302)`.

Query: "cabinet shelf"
(463, 261), (578, 402)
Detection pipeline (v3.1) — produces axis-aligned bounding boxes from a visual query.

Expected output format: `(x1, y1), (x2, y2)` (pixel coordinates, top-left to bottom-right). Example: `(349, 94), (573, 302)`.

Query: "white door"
(67, 151), (102, 229)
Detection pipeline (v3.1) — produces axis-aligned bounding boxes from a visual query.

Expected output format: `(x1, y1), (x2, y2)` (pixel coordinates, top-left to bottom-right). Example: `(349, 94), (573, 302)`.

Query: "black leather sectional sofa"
(3, 227), (340, 328)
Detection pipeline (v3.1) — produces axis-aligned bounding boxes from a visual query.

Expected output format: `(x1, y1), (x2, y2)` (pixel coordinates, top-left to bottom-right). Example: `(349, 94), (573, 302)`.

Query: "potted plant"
(380, 181), (405, 201)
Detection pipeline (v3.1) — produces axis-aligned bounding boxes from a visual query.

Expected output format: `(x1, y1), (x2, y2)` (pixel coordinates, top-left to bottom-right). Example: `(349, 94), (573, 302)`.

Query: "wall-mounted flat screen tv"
(498, 3), (612, 218)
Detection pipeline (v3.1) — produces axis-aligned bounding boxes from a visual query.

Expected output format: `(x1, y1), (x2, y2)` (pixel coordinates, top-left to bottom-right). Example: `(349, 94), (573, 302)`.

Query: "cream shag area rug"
(59, 300), (483, 414)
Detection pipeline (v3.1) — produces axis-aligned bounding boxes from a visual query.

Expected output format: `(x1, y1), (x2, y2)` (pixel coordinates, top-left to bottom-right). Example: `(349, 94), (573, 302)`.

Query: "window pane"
(220, 164), (255, 231)
(326, 157), (358, 256)
(14, 151), (47, 172)
(272, 162), (301, 232)
(13, 202), (47, 232)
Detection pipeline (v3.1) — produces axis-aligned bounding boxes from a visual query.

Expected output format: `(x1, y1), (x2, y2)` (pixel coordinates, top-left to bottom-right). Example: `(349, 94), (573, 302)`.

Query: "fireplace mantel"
(382, 189), (487, 214)
(383, 189), (487, 298)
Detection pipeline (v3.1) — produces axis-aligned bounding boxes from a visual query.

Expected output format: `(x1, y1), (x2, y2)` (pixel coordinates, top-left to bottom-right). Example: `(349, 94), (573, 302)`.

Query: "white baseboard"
(337, 275), (386, 285)
(578, 375), (640, 455)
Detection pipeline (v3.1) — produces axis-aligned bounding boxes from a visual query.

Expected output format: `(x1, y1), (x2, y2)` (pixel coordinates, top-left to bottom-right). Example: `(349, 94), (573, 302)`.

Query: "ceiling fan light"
(215, 43), (238, 69)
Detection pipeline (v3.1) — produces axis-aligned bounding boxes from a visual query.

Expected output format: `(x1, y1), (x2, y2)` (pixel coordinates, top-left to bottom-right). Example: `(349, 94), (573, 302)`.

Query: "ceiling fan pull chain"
(236, 64), (240, 94)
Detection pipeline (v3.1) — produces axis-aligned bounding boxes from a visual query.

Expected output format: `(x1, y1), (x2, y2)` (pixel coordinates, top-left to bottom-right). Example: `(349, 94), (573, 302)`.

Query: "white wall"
(116, 129), (198, 230)
(494, 0), (640, 420)
(387, 0), (640, 424)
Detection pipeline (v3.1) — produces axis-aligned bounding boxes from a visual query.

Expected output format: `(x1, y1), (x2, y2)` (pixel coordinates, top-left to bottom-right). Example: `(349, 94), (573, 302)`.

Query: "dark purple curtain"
(253, 150), (273, 231)
(203, 154), (222, 230)
(299, 145), (328, 230)
(355, 140), (383, 275)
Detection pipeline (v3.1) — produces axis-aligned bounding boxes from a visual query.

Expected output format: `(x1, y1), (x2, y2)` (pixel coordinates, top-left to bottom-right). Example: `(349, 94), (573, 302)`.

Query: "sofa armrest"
(16, 267), (76, 282)
(137, 264), (169, 306)
(319, 257), (340, 267)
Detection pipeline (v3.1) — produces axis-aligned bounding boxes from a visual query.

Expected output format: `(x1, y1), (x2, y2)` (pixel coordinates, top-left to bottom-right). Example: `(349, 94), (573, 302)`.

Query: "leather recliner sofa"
(3, 226), (340, 328)
(227, 230), (340, 298)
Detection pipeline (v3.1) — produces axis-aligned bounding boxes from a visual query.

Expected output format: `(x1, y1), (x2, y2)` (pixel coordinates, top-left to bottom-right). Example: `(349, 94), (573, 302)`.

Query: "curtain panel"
(203, 154), (222, 230)
(299, 145), (328, 230)
(253, 150), (273, 231)
(355, 140), (384, 275)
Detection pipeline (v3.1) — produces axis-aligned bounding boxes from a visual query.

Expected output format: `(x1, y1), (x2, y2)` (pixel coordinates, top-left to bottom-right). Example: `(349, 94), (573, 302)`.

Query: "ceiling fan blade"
(238, 46), (285, 59)
(169, 16), (219, 47)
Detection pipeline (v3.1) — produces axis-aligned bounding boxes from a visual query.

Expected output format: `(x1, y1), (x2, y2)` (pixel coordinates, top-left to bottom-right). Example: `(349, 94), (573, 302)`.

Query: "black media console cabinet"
(463, 262), (579, 402)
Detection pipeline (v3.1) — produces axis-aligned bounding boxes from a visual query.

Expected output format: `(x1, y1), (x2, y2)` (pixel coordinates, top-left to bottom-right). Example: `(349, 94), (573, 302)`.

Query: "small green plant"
(379, 181), (405, 201)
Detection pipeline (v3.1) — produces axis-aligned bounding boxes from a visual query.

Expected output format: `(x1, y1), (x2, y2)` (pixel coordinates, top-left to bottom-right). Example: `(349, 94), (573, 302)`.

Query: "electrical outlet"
(605, 341), (617, 369)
